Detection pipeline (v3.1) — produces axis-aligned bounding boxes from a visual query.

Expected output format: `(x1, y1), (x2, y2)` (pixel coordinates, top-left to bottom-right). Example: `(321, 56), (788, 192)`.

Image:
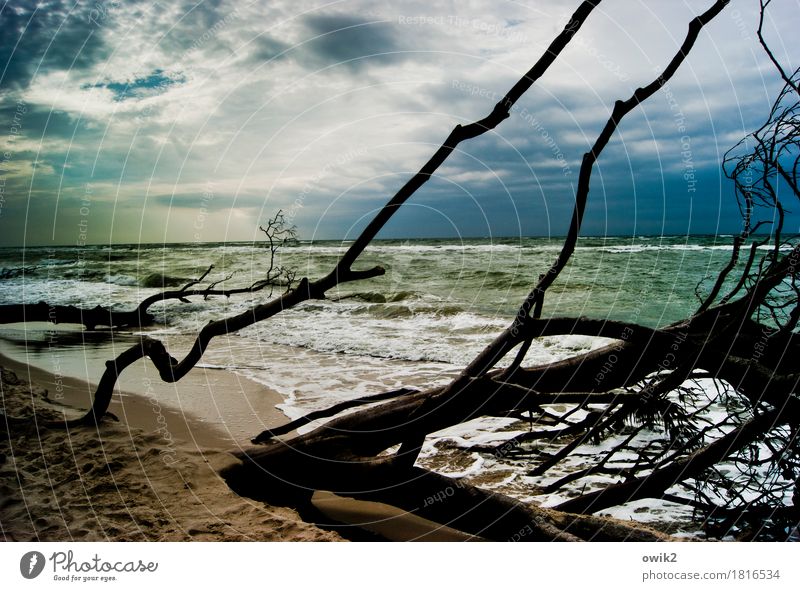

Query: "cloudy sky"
(0, 0), (798, 246)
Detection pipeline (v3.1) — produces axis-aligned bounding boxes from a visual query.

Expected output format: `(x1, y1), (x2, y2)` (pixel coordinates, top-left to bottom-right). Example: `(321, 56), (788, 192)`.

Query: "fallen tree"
(2, 0), (799, 541)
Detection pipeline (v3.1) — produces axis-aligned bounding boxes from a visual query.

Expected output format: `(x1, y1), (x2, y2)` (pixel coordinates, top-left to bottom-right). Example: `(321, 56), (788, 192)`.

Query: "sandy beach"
(0, 351), (342, 541)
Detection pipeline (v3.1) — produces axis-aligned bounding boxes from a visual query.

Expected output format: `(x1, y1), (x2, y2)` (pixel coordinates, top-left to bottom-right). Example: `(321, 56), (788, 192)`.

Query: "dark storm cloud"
(0, 0), (245, 90)
(1, 0), (797, 246)
(300, 14), (408, 70)
(152, 0), (241, 57)
(152, 192), (266, 211)
(0, 102), (75, 137)
(0, 0), (112, 91)
(0, 102), (103, 172)
(248, 36), (290, 63)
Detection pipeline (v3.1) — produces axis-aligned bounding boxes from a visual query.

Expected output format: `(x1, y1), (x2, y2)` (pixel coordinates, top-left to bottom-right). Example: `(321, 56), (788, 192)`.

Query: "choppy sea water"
(0, 235), (747, 355)
(0, 235), (792, 535)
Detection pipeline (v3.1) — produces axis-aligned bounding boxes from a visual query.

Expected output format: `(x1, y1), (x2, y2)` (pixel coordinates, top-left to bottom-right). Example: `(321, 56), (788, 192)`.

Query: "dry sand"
(0, 348), (487, 543)
(0, 354), (342, 541)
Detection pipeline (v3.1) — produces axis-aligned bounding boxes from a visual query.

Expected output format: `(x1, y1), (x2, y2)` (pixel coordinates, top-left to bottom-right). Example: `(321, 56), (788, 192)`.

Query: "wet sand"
(1, 324), (494, 542)
(0, 349), (343, 541)
(0, 328), (290, 447)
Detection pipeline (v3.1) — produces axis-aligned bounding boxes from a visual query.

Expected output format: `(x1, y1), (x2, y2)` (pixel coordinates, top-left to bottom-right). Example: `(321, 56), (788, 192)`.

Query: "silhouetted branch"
(11, 0), (800, 541)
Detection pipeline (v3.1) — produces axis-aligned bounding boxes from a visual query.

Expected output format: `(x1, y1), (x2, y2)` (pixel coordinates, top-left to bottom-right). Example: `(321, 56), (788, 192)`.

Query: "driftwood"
(3, 0), (800, 541)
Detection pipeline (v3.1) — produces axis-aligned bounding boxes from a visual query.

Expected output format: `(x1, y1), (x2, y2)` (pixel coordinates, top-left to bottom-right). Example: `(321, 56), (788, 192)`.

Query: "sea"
(0, 235), (793, 536)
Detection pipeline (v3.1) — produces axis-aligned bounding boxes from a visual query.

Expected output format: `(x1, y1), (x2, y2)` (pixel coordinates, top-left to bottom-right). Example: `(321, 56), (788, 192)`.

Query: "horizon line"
(2, 232), (793, 249)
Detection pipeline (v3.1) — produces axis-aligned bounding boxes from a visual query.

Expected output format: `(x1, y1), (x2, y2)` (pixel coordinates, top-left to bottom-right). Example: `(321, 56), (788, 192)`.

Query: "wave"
(336, 290), (422, 304)
(597, 244), (729, 253)
(337, 292), (389, 303)
(388, 290), (418, 302)
(0, 266), (38, 278)
(139, 273), (188, 288)
(108, 275), (140, 287)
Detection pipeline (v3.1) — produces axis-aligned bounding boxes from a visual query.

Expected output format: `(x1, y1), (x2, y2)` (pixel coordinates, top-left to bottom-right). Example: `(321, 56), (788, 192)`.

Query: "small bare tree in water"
(0, 210), (298, 329)
(3, 0), (799, 541)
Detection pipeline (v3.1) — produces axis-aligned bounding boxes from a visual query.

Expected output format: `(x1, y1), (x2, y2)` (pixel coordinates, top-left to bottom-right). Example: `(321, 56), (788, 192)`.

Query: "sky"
(0, 0), (798, 246)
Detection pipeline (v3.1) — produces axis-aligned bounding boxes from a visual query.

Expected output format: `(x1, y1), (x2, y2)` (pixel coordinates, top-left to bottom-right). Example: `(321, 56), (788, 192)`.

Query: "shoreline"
(0, 348), (482, 542)
(0, 353), (343, 541)
(0, 329), (292, 447)
(0, 351), (232, 450)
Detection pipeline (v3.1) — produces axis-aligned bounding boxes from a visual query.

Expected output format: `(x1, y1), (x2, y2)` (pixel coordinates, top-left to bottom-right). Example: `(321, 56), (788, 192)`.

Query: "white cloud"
(3, 0), (799, 245)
